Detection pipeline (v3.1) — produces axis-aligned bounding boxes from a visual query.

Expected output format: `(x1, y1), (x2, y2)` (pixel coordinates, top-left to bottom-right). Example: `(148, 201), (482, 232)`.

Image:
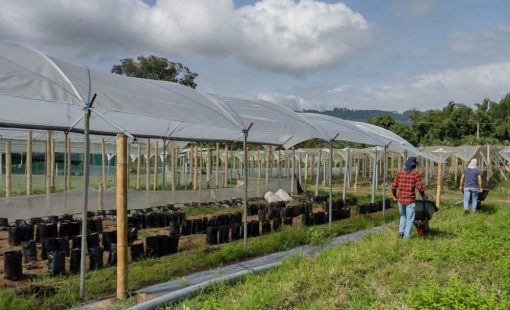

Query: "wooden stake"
(224, 145), (228, 188)
(136, 143), (141, 190)
(354, 158), (358, 194)
(193, 145), (198, 190)
(206, 147), (211, 189)
(115, 134), (128, 300)
(5, 141), (11, 197)
(26, 131), (32, 196)
(172, 148), (177, 191)
(268, 146), (273, 180)
(98, 182), (104, 211)
(45, 131), (51, 194)
(153, 141), (159, 191)
(215, 143), (219, 189)
(435, 161), (443, 208)
(66, 137), (72, 190)
(146, 139), (150, 191)
(102, 138), (107, 190)
(199, 145), (203, 191)
(50, 138), (56, 189)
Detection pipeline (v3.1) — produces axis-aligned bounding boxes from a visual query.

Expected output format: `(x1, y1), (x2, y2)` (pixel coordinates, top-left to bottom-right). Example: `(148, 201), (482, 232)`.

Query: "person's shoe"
(399, 232), (404, 239)
(464, 210), (469, 215)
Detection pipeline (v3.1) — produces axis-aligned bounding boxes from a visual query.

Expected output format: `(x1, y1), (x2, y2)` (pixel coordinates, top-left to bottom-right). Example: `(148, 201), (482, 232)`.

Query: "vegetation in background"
(111, 55), (198, 89)
(302, 93), (510, 147)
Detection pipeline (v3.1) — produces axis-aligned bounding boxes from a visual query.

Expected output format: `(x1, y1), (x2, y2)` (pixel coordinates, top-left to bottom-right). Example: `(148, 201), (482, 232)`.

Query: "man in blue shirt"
(459, 158), (483, 214)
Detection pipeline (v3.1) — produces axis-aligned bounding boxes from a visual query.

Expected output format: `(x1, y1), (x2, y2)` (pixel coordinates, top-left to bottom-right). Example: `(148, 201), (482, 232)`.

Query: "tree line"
(368, 95), (510, 146)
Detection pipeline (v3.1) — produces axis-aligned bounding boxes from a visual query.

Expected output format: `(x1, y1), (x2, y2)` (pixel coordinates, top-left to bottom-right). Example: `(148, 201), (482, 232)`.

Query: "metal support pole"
(80, 93), (96, 298)
(116, 134), (128, 300)
(242, 124), (252, 250)
(328, 140), (334, 229)
(63, 132), (68, 207)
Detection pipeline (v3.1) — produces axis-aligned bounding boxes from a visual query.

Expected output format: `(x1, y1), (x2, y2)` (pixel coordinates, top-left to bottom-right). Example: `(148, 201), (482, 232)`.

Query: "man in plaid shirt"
(392, 157), (425, 239)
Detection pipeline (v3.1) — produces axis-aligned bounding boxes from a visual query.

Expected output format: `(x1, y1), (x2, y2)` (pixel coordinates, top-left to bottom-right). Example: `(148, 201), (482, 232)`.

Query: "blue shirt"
(463, 168), (481, 189)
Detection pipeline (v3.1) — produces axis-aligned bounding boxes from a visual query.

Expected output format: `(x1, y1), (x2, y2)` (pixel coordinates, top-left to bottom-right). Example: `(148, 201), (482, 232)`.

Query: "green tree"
(367, 115), (396, 129)
(111, 55), (198, 88)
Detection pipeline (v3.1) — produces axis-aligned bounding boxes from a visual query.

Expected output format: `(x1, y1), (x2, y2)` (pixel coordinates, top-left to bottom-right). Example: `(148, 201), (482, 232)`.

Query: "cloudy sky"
(1, 0), (509, 112)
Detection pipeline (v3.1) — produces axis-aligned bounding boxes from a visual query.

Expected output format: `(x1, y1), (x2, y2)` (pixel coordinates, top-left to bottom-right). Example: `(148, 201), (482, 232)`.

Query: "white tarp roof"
(349, 121), (440, 162)
(280, 113), (386, 148)
(0, 41), (435, 156)
(0, 41), (323, 145)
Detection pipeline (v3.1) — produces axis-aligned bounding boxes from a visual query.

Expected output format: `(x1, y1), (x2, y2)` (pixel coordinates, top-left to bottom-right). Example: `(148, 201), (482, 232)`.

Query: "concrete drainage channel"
(113, 225), (388, 310)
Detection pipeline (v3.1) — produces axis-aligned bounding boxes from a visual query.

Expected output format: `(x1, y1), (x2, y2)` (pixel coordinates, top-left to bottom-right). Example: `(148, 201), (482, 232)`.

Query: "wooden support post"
(206, 147), (211, 189)
(390, 154), (395, 175)
(145, 139), (150, 191)
(265, 152), (269, 183)
(172, 148), (177, 191)
(193, 145), (198, 190)
(268, 146), (273, 180)
(435, 162), (443, 208)
(136, 144), (141, 190)
(45, 131), (51, 194)
(224, 145), (228, 188)
(50, 139), (56, 189)
(310, 155), (315, 180)
(198, 145), (203, 192)
(304, 153), (308, 182)
(5, 141), (11, 197)
(354, 158), (358, 194)
(102, 138), (107, 190)
(286, 153), (290, 178)
(26, 131), (32, 196)
(153, 141), (158, 191)
(127, 144), (131, 188)
(215, 143), (220, 189)
(98, 182), (104, 211)
(115, 134), (128, 300)
(66, 137), (72, 190)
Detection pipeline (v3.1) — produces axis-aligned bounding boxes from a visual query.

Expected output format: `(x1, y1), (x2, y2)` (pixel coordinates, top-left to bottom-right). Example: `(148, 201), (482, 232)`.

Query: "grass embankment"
(173, 187), (510, 309)
(0, 199), (398, 310)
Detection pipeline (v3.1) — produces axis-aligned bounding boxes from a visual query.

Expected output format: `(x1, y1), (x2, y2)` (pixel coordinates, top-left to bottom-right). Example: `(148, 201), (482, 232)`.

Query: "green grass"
(0, 200), (397, 310)
(172, 191), (510, 309)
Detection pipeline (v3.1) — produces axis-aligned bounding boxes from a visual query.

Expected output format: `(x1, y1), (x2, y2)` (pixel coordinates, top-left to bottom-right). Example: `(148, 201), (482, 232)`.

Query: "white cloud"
(450, 26), (510, 63)
(0, 0), (370, 74)
(271, 61), (510, 112)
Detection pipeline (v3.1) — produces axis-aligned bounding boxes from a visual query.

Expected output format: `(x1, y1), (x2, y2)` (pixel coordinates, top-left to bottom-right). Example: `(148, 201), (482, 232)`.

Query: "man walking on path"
(459, 158), (483, 214)
(392, 157), (425, 240)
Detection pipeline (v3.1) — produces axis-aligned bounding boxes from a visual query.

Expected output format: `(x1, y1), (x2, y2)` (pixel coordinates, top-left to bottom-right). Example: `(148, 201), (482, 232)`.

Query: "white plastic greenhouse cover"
(279, 113), (387, 148)
(348, 121), (440, 162)
(0, 41), (323, 144)
(498, 148), (510, 162)
(455, 146), (480, 162)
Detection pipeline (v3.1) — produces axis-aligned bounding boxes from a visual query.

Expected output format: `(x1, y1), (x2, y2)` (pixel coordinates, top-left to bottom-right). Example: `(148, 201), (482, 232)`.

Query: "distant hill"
(302, 107), (411, 124)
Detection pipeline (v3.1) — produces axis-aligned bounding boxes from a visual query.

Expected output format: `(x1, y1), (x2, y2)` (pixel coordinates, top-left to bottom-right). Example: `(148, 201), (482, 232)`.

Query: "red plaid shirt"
(392, 169), (424, 204)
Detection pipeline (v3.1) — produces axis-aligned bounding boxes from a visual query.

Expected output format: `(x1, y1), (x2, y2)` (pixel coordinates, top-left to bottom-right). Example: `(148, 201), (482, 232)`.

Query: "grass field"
(172, 184), (510, 310)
